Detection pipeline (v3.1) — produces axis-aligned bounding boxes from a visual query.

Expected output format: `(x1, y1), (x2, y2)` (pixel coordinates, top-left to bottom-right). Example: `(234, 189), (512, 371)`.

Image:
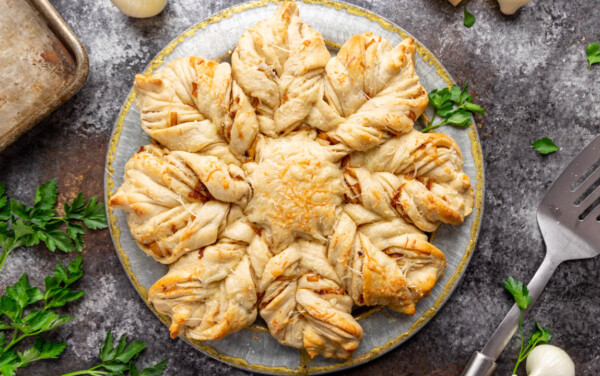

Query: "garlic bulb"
(526, 345), (575, 376)
(110, 0), (167, 18)
(497, 0), (532, 15)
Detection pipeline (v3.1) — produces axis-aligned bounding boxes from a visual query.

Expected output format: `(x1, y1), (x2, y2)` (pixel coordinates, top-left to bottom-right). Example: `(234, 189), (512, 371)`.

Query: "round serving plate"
(104, 1), (485, 374)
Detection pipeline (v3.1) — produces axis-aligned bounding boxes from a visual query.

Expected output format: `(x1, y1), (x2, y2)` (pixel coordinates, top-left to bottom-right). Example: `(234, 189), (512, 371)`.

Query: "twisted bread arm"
(349, 130), (474, 232)
(134, 57), (228, 152)
(328, 209), (445, 315)
(314, 34), (428, 151)
(232, 2), (330, 136)
(170, 151), (251, 203)
(108, 144), (243, 263)
(257, 240), (363, 359)
(148, 210), (258, 340)
(226, 82), (260, 161)
(135, 57), (260, 160)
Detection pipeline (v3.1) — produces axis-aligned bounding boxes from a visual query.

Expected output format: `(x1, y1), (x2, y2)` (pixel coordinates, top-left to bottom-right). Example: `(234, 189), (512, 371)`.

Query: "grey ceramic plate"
(105, 1), (484, 374)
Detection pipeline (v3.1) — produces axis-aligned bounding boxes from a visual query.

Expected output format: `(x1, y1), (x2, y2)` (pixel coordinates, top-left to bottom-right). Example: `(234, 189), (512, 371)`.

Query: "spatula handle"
(461, 256), (558, 375)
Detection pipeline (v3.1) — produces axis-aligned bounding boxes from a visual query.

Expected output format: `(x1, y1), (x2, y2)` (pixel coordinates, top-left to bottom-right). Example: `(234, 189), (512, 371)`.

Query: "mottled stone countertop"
(1, 0), (599, 375)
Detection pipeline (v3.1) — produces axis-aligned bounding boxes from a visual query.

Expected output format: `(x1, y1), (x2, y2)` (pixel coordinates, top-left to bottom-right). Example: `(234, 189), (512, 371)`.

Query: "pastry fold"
(232, 2), (331, 136)
(135, 57), (259, 160)
(314, 34), (429, 151)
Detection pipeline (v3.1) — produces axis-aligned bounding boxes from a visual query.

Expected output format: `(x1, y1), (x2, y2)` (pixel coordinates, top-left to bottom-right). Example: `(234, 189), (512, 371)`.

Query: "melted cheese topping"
(245, 132), (344, 249)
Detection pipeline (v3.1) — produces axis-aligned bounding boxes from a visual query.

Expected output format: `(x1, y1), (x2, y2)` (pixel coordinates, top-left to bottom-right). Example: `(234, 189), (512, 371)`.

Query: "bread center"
(244, 132), (345, 250)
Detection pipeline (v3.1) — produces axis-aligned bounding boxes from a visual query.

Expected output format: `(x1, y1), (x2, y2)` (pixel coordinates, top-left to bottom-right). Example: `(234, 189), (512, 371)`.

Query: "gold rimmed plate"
(104, 1), (484, 374)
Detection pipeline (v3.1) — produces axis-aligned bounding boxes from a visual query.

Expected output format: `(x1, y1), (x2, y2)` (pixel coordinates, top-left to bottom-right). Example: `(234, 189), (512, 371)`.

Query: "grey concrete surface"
(0, 0), (598, 375)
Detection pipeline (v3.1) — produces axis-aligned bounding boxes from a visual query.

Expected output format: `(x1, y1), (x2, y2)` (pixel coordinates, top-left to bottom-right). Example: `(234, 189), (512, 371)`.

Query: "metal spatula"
(462, 135), (600, 376)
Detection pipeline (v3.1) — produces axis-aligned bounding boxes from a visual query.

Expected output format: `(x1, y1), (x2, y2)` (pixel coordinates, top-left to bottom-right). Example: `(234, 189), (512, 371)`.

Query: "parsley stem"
(2, 331), (26, 354)
(512, 311), (525, 374)
(60, 364), (111, 376)
(428, 113), (437, 129)
(3, 324), (69, 355)
(520, 339), (541, 362)
(0, 242), (18, 272)
(420, 119), (447, 133)
(0, 249), (9, 271)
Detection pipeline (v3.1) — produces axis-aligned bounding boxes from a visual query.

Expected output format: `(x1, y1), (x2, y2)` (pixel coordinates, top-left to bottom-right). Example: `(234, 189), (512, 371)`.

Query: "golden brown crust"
(243, 131), (345, 250)
(232, 1), (330, 136)
(258, 240), (363, 359)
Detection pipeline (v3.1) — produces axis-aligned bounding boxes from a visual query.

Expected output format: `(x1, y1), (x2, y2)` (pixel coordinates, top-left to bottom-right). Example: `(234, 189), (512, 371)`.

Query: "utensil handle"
(461, 256), (558, 375)
(461, 352), (496, 376)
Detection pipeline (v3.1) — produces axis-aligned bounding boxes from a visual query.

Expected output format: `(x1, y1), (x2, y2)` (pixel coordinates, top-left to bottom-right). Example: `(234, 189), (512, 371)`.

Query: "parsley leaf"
(527, 322), (551, 347)
(6, 275), (43, 312)
(0, 297), (19, 322)
(135, 359), (169, 376)
(421, 82), (485, 132)
(587, 42), (600, 69)
(33, 179), (58, 213)
(17, 338), (66, 367)
(464, 6), (476, 28)
(60, 331), (168, 376)
(44, 255), (85, 309)
(0, 243), (165, 375)
(463, 102), (485, 115)
(0, 180), (108, 271)
(504, 277), (532, 310)
(532, 137), (559, 155)
(0, 350), (18, 376)
(450, 84), (462, 103)
(446, 109), (473, 127)
(0, 186), (10, 223)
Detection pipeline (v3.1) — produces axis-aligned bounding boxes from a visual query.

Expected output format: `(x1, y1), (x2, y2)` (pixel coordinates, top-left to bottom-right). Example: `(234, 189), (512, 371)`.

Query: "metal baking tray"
(0, 0), (88, 152)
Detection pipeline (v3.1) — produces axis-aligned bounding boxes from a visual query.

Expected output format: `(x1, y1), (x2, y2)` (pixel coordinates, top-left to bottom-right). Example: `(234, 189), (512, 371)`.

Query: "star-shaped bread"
(110, 1), (474, 360)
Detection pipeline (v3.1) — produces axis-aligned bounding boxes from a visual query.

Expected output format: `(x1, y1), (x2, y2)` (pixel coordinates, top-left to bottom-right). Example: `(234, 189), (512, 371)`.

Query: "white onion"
(526, 345), (575, 376)
(110, 0), (167, 18)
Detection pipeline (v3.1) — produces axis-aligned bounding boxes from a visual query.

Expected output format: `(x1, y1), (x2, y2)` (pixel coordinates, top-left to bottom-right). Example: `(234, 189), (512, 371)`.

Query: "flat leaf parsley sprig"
(0, 179), (107, 271)
(0, 258), (168, 376)
(60, 331), (168, 376)
(0, 256), (84, 375)
(420, 82), (485, 133)
(504, 277), (551, 375)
